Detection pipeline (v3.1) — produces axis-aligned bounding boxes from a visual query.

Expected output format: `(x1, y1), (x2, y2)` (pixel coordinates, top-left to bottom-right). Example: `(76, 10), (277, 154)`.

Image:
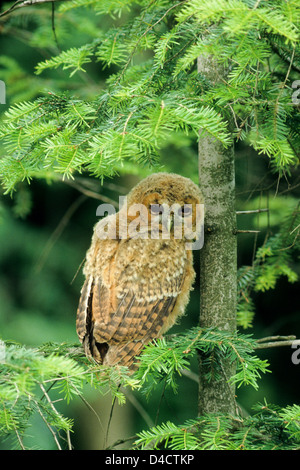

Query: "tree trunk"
(197, 56), (237, 416)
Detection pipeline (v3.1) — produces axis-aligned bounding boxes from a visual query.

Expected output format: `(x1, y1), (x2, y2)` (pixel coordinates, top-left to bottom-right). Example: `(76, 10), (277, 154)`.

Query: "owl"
(76, 172), (203, 369)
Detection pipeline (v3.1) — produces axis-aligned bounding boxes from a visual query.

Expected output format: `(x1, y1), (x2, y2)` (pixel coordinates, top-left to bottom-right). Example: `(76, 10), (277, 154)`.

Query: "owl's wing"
(101, 276), (184, 367)
(76, 237), (188, 368)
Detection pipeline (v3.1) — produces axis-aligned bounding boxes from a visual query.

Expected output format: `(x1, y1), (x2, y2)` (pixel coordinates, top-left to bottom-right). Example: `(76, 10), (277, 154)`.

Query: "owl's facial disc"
(142, 193), (197, 239)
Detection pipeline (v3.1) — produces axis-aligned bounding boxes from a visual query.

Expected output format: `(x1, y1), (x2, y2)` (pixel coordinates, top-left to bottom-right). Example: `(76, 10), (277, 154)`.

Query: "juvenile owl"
(76, 173), (204, 369)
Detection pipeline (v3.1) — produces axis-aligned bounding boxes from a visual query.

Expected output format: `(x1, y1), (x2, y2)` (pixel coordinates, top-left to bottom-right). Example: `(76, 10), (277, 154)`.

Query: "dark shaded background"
(0, 2), (299, 449)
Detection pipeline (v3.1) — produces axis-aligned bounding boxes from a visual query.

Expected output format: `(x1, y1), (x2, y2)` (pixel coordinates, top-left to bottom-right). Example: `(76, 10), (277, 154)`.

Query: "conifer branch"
(0, 0), (299, 451)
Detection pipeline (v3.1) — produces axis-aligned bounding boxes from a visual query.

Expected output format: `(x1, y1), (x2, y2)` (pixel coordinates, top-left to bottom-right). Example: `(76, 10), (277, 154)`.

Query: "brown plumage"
(76, 173), (203, 369)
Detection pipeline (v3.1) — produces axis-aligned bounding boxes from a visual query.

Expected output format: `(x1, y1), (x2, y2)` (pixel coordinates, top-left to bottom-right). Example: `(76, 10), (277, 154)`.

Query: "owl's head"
(124, 173), (204, 242)
(127, 172), (202, 205)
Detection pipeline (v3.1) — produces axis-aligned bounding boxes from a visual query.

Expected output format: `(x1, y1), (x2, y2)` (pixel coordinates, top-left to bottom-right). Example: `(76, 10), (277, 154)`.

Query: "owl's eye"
(150, 204), (164, 215)
(178, 205), (192, 217)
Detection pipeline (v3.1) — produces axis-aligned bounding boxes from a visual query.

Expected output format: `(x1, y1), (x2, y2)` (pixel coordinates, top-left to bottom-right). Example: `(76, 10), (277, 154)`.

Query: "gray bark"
(197, 56), (237, 416)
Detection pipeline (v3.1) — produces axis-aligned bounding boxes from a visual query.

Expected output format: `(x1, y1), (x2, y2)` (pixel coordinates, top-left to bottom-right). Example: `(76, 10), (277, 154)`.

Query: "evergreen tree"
(0, 0), (299, 450)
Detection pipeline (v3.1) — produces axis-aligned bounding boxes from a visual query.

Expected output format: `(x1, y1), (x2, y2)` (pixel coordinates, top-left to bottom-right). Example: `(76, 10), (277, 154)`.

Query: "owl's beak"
(159, 213), (174, 233)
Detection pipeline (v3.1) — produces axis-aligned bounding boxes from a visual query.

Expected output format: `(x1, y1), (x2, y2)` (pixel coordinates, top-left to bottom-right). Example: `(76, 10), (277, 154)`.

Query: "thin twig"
(32, 397), (62, 450)
(0, 0), (23, 18)
(180, 368), (199, 383)
(63, 179), (119, 207)
(104, 385), (121, 449)
(75, 386), (106, 435)
(236, 230), (261, 234)
(122, 387), (154, 428)
(40, 383), (73, 449)
(0, 0), (69, 18)
(51, 1), (61, 52)
(155, 378), (167, 427)
(106, 436), (136, 450)
(255, 340), (300, 349)
(255, 335), (300, 349)
(256, 335), (296, 343)
(39, 383), (62, 415)
(13, 426), (26, 450)
(236, 209), (268, 215)
(35, 194), (87, 273)
(70, 256), (86, 285)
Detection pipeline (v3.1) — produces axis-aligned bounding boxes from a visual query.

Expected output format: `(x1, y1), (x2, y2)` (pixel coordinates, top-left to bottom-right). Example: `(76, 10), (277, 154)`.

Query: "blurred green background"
(0, 2), (299, 450)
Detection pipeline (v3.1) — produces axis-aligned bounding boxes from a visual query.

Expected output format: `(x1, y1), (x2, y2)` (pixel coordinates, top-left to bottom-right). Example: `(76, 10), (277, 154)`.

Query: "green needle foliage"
(0, 0), (299, 451)
(0, 328), (271, 450)
(0, 340), (139, 449)
(136, 328), (270, 395)
(134, 402), (300, 450)
(237, 202), (300, 328)
(0, 0), (299, 192)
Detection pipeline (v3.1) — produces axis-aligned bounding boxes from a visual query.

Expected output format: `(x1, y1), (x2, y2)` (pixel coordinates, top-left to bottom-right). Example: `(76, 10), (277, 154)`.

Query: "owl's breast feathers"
(76, 233), (195, 369)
